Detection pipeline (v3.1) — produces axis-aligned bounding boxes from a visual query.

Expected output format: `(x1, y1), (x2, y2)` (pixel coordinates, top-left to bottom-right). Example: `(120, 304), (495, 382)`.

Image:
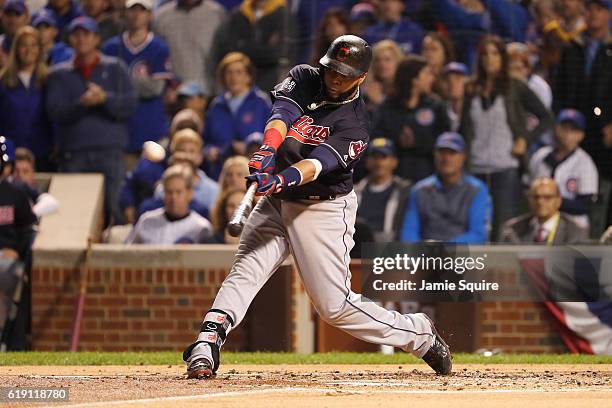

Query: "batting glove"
(246, 172), (284, 196)
(248, 145), (276, 174)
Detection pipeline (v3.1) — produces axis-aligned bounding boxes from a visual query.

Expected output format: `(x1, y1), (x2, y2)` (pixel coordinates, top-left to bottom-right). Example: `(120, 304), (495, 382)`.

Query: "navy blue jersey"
(271, 65), (370, 199)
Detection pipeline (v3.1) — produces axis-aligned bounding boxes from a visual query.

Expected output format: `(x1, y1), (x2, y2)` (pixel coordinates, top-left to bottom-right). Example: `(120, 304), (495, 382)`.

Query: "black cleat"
(186, 358), (215, 379)
(422, 315), (452, 375)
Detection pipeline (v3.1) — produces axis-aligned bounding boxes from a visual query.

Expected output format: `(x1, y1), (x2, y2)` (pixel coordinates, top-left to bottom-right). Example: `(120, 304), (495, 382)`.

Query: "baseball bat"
(228, 183), (257, 237)
(70, 238), (93, 352)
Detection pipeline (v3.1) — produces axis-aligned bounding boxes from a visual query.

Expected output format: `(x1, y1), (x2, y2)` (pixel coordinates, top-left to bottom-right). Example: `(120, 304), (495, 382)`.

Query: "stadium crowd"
(0, 0), (611, 248)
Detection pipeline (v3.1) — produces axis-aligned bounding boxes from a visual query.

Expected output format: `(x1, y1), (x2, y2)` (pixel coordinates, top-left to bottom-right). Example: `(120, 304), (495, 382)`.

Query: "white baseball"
(143, 141), (166, 162)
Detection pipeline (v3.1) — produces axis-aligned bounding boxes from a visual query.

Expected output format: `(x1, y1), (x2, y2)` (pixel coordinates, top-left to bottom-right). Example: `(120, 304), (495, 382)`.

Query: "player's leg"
(184, 197), (290, 378)
(283, 192), (451, 374)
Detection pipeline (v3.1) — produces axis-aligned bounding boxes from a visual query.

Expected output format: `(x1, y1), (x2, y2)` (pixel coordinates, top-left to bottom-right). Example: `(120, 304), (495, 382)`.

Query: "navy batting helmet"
(319, 35), (372, 77)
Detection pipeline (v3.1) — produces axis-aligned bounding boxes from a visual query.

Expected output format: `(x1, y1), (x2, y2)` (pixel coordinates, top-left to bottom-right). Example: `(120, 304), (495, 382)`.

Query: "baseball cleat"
(186, 358), (215, 379)
(422, 315), (452, 375)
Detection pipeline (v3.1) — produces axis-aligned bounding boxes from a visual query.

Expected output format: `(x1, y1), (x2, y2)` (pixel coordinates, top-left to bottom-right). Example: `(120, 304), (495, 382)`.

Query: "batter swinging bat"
(228, 183), (257, 237)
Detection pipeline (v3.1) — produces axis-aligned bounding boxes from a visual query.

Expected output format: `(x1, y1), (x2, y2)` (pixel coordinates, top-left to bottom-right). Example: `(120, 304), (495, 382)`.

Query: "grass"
(1, 352), (611, 366)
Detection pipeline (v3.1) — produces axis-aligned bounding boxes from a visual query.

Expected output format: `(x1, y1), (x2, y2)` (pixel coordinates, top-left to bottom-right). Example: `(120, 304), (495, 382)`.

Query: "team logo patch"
(131, 60), (150, 78)
(336, 47), (351, 61)
(287, 115), (331, 145)
(416, 108), (434, 126)
(281, 77), (296, 92)
(242, 112), (254, 124)
(566, 178), (578, 193)
(348, 140), (367, 159)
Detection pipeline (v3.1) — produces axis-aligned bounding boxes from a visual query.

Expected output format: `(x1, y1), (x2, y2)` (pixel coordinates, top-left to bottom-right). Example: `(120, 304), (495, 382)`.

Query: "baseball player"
(183, 35), (452, 378)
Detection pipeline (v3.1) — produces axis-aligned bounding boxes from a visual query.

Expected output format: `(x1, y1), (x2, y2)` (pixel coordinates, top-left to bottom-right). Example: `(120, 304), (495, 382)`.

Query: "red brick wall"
(31, 265), (247, 351)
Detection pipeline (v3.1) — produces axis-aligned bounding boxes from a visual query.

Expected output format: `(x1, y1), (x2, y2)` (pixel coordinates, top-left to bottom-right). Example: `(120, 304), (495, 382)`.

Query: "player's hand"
(246, 172), (282, 196)
(248, 145), (276, 174)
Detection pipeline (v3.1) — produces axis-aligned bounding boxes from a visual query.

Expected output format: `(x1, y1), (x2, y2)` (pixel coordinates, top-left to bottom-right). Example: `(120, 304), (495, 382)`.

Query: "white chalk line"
(46, 386), (612, 408)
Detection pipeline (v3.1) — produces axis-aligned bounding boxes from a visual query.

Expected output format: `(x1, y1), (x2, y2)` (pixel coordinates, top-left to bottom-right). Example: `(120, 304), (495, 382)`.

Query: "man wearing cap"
(46, 16), (137, 225)
(0, 0), (30, 66)
(554, 0), (611, 179)
(32, 9), (74, 65)
(355, 138), (411, 242)
(82, 0), (122, 42)
(442, 62), (469, 132)
(43, 0), (84, 41)
(175, 81), (208, 123)
(102, 0), (172, 162)
(400, 132), (492, 244)
(527, 109), (599, 230)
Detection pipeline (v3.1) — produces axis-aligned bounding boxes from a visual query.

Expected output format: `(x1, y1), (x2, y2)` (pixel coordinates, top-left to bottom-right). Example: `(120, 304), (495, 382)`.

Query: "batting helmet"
(319, 35), (372, 77)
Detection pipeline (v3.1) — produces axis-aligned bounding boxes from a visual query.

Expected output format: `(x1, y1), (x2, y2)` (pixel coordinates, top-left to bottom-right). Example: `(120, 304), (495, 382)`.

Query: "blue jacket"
(0, 74), (54, 159)
(400, 174), (492, 244)
(46, 54), (138, 152)
(48, 42), (74, 66)
(363, 19), (425, 54)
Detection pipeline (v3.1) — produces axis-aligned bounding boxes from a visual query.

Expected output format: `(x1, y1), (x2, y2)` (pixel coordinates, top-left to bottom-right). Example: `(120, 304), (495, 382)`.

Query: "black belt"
(280, 191), (351, 201)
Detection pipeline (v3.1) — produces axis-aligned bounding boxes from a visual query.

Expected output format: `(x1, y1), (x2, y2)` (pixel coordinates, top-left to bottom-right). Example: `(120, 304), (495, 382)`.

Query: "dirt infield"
(2, 364), (611, 408)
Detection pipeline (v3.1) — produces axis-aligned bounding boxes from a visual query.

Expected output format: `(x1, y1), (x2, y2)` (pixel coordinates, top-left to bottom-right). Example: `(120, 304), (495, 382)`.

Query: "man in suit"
(501, 177), (588, 244)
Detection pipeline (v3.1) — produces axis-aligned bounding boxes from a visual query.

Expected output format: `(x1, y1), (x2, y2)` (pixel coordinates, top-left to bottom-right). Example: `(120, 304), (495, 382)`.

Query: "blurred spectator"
(174, 81), (208, 123)
(0, 0), (30, 67)
(528, 109), (599, 230)
(363, 0), (425, 54)
(430, 0), (530, 65)
(420, 31), (455, 96)
(553, 0), (611, 183)
(32, 9), (74, 65)
(215, 0), (242, 10)
(203, 52), (271, 180)
(217, 155), (249, 192)
(362, 39), (402, 113)
(102, 0), (171, 161)
(507, 41), (554, 149)
(309, 8), (349, 66)
(372, 55), (450, 181)
(244, 131), (263, 158)
(441, 62), (469, 132)
(125, 163), (214, 244)
(355, 138), (411, 242)
(0, 26), (55, 171)
(212, 0), (289, 92)
(210, 187), (246, 243)
(46, 16), (137, 225)
(153, 128), (219, 212)
(83, 0), (123, 41)
(43, 0), (84, 40)
(11, 147), (60, 218)
(501, 176), (588, 244)
(461, 35), (553, 240)
(400, 132), (492, 244)
(348, 2), (377, 35)
(154, 0), (225, 92)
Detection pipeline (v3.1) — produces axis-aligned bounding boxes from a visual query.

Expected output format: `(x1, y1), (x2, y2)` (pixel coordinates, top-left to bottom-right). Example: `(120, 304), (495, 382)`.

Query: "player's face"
(163, 176), (193, 218)
(223, 164), (249, 190)
(224, 61), (252, 96)
(435, 148), (465, 179)
(126, 5), (151, 31)
(323, 69), (366, 100)
(481, 42), (502, 76)
(528, 180), (561, 220)
(555, 123), (584, 151)
(69, 29), (100, 57)
(14, 160), (35, 186)
(17, 34), (40, 68)
(422, 35), (446, 71)
(373, 48), (398, 82)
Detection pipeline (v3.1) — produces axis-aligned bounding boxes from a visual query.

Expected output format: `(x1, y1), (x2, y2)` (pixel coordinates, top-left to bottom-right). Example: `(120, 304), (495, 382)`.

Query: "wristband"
(262, 127), (283, 150)
(277, 166), (303, 189)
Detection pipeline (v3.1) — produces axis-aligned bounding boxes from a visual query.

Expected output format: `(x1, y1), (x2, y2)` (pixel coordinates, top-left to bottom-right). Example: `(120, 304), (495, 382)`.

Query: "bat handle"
(227, 183), (258, 237)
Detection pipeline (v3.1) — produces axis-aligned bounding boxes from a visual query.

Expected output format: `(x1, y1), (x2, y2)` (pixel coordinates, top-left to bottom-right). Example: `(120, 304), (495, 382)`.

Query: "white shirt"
(126, 208), (213, 244)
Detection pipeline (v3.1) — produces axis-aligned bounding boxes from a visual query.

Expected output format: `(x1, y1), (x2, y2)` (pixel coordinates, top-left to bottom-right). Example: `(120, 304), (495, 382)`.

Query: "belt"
(280, 191), (350, 201)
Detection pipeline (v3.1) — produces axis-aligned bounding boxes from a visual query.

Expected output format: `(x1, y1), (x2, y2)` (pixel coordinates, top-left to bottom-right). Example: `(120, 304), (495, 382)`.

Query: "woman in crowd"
(372, 55), (451, 181)
(309, 8), (349, 65)
(461, 35), (553, 240)
(420, 31), (455, 97)
(362, 39), (403, 113)
(210, 187), (249, 244)
(217, 155), (249, 193)
(0, 26), (55, 171)
(203, 52), (271, 180)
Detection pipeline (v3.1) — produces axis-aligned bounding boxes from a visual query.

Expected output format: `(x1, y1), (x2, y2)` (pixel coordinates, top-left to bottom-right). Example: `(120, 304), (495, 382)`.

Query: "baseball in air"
(143, 141), (166, 162)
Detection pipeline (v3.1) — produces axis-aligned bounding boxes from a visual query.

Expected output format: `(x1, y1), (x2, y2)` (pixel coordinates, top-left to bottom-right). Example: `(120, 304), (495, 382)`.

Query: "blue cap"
(443, 62), (469, 76)
(435, 132), (466, 152)
(3, 0), (27, 14)
(32, 10), (57, 27)
(557, 109), (586, 130)
(68, 16), (99, 34)
(177, 81), (207, 97)
(587, 0), (612, 10)
(368, 138), (396, 156)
